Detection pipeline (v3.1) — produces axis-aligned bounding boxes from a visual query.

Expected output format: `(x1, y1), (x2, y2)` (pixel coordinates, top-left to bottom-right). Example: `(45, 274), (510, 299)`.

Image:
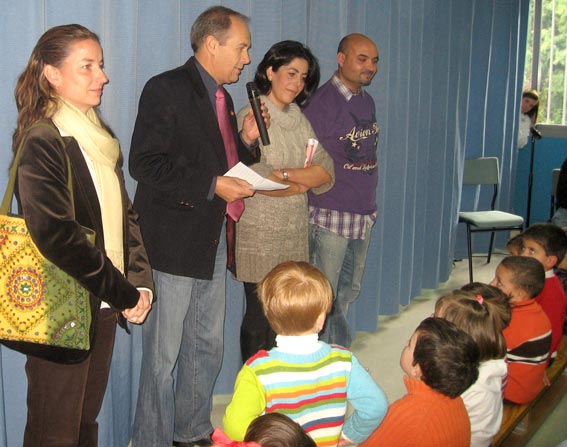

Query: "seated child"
(435, 285), (510, 447)
(520, 223), (567, 359)
(554, 231), (567, 296)
(507, 233), (524, 256)
(552, 227), (567, 334)
(490, 256), (552, 403)
(460, 282), (512, 332)
(246, 413), (316, 447)
(213, 413), (316, 447)
(222, 261), (387, 447)
(360, 317), (480, 447)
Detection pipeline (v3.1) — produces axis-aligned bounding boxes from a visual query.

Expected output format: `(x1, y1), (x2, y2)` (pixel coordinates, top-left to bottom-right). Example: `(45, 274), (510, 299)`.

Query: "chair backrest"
(463, 157), (500, 210)
(463, 157), (500, 185)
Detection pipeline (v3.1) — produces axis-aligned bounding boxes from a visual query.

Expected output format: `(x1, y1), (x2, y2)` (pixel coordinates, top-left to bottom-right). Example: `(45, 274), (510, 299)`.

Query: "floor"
(211, 253), (567, 446)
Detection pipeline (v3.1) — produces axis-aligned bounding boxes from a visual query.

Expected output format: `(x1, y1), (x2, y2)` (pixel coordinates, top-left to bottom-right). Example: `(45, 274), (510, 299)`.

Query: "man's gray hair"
(190, 6), (249, 52)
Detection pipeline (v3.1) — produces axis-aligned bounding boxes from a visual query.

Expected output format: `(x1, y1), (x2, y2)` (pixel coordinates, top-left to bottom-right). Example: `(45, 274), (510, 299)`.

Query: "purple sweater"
(304, 78), (379, 215)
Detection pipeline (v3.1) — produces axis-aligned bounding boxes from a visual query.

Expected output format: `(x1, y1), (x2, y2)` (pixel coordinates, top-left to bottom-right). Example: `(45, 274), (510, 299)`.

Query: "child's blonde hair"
(435, 287), (510, 362)
(258, 261), (332, 335)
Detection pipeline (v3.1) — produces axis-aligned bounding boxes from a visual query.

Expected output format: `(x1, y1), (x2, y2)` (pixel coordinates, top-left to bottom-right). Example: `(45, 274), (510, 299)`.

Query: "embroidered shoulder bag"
(0, 123), (93, 357)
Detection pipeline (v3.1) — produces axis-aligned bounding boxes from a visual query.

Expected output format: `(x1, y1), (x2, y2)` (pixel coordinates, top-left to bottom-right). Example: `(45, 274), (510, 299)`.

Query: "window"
(524, 0), (567, 124)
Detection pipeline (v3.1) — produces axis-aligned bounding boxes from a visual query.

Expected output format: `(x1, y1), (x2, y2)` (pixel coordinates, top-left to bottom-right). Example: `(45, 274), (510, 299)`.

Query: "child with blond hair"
(223, 261), (387, 447)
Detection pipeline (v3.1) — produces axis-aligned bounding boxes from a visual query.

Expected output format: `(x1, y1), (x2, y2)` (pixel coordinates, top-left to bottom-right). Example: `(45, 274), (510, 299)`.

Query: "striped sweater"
(503, 298), (552, 404)
(222, 341), (387, 446)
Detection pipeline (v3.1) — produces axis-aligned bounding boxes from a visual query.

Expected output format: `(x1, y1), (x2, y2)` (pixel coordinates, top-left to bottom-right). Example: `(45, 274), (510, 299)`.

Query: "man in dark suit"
(129, 6), (262, 447)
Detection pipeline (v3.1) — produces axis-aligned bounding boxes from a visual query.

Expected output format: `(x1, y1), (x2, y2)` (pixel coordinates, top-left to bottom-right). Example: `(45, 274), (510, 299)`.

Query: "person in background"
(223, 261), (387, 447)
(435, 286), (510, 447)
(360, 317), (479, 447)
(11, 24), (153, 446)
(303, 33), (380, 347)
(517, 89), (539, 149)
(129, 6), (263, 447)
(490, 256), (551, 404)
(236, 40), (334, 361)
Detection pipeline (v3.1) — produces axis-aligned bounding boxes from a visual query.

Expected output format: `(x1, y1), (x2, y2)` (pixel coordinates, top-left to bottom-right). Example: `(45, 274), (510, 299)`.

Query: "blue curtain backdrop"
(0, 1), (528, 445)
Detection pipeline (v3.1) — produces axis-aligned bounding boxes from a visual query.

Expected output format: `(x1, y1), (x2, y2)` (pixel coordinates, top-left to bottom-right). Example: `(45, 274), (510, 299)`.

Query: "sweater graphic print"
(338, 112), (379, 175)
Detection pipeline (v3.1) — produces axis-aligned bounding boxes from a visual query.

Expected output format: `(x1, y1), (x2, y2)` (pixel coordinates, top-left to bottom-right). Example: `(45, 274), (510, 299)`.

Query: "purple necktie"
(215, 86), (245, 221)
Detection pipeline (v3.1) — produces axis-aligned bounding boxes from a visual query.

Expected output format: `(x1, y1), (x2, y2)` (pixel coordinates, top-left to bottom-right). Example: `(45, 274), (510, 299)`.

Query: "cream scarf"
(52, 98), (124, 274)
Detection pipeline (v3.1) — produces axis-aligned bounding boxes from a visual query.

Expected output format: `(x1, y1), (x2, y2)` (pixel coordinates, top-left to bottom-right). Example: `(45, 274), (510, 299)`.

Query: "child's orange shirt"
(360, 376), (470, 447)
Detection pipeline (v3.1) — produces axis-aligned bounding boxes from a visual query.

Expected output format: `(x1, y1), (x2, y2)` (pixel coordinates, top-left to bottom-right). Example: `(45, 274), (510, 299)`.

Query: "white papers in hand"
(225, 162), (289, 191)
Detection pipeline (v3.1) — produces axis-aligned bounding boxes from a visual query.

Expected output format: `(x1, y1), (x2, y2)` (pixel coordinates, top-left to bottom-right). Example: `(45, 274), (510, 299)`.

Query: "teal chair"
(459, 157), (524, 282)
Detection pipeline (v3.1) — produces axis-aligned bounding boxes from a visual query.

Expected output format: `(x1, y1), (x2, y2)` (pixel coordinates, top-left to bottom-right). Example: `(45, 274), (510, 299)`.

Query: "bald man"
(304, 34), (380, 347)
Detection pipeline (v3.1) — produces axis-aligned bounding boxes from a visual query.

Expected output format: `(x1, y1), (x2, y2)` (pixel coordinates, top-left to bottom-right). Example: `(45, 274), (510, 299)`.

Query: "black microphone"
(531, 125), (542, 140)
(246, 82), (270, 146)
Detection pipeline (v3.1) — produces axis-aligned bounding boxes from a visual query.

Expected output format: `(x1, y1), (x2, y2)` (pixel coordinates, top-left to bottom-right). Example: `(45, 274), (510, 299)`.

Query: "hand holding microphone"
(246, 82), (270, 146)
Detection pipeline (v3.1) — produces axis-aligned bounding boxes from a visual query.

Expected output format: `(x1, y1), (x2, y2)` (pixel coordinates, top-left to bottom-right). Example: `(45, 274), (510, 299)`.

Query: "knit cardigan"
(360, 376), (471, 447)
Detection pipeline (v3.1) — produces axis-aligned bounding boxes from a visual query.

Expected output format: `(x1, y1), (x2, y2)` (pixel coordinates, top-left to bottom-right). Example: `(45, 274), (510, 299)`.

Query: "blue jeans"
(309, 224), (373, 347)
(132, 227), (227, 446)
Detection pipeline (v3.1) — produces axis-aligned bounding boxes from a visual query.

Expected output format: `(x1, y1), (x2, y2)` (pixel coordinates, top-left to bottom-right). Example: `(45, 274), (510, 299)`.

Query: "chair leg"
(466, 225), (473, 283)
(487, 231), (495, 264)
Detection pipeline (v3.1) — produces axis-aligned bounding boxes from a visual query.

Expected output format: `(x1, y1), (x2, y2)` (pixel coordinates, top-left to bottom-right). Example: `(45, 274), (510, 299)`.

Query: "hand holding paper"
(225, 162), (289, 191)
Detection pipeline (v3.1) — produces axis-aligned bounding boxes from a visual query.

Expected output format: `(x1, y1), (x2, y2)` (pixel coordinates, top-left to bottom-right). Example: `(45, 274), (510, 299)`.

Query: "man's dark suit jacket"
(130, 57), (254, 280)
(15, 120), (154, 363)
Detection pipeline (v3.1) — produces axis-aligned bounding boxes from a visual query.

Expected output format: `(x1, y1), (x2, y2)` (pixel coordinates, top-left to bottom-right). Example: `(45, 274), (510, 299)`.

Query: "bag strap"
(1, 122), (75, 215)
